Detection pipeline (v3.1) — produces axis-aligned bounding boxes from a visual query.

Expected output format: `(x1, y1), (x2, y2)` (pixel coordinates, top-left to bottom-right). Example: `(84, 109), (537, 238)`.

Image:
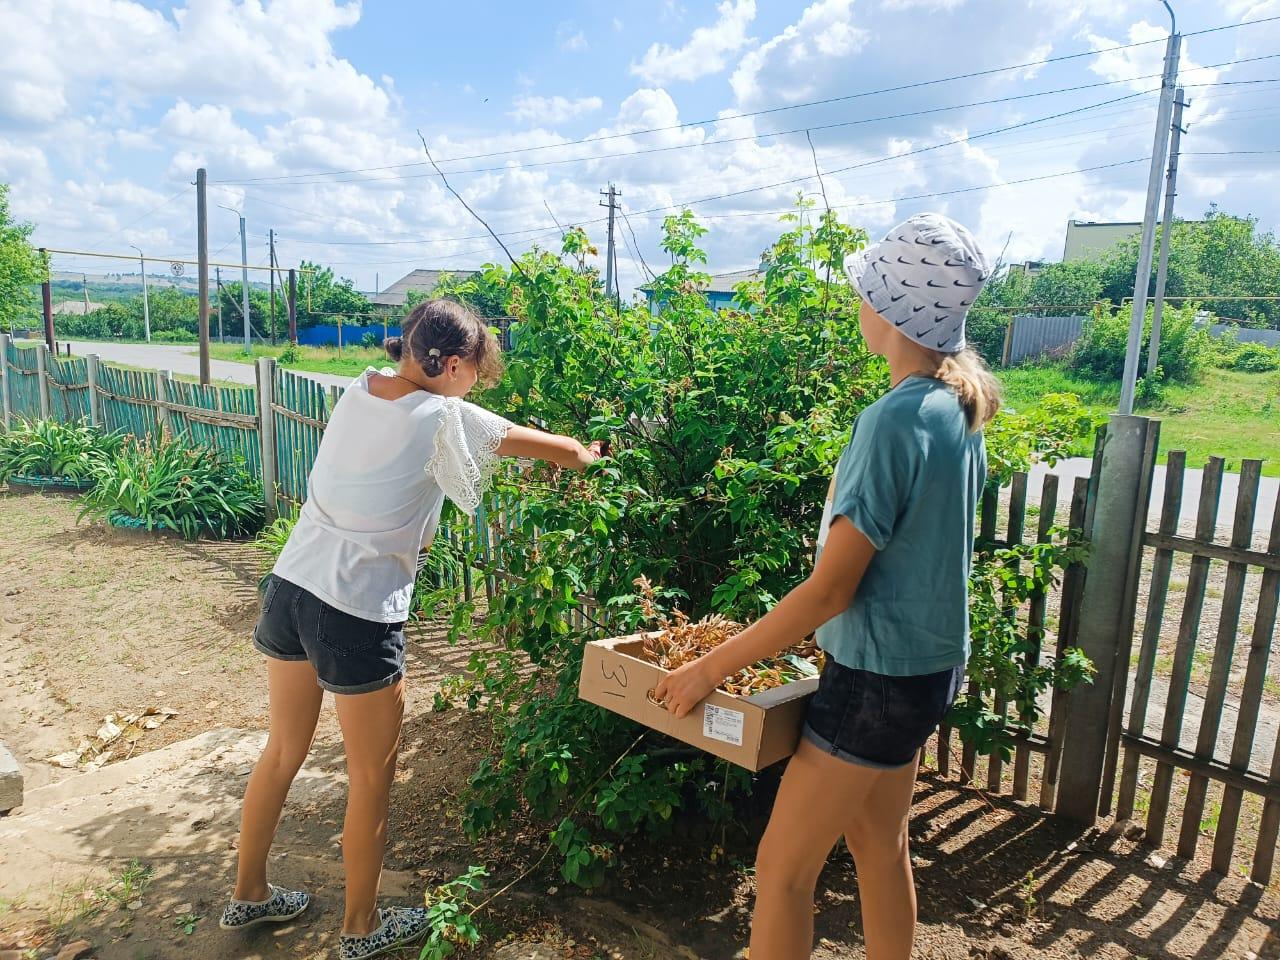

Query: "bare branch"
(416, 129), (530, 282)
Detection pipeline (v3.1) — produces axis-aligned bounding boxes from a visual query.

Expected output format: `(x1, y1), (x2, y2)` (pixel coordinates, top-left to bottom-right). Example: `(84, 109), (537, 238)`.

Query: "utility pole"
(130, 244), (151, 342)
(40, 249), (54, 351)
(1119, 10), (1180, 414)
(288, 268), (297, 345)
(82, 274), (89, 312)
(1147, 87), (1188, 379)
(600, 184), (620, 304)
(196, 167), (211, 385)
(239, 216), (251, 353)
(269, 228), (277, 346)
(216, 266), (224, 342)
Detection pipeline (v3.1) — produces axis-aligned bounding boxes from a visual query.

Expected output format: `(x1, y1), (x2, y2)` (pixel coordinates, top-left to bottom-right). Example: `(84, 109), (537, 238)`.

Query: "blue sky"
(2, 0), (1277, 295)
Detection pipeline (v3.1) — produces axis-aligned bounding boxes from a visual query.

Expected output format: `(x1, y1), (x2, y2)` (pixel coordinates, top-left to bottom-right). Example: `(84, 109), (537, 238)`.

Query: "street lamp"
(129, 244), (151, 342)
(219, 204), (251, 354)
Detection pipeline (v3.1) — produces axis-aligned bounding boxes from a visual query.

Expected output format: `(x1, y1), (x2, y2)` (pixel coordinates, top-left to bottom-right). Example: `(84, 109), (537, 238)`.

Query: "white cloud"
(631, 0), (757, 85)
(558, 22), (588, 51)
(0, 0), (391, 127)
(509, 95), (605, 125)
(730, 0), (867, 104)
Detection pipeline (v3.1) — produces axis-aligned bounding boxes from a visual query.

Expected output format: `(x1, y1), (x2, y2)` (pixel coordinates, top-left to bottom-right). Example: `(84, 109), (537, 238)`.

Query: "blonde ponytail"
(935, 347), (1001, 432)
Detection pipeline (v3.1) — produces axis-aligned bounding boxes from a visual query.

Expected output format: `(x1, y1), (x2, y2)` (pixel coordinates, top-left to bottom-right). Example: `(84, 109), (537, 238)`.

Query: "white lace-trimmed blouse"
(272, 368), (512, 623)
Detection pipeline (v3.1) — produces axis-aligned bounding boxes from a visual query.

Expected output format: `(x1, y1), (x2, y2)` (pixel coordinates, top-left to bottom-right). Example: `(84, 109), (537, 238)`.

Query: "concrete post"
(0, 333), (11, 431)
(256, 357), (278, 521)
(1056, 415), (1158, 824)
(86, 354), (101, 428)
(35, 344), (51, 420)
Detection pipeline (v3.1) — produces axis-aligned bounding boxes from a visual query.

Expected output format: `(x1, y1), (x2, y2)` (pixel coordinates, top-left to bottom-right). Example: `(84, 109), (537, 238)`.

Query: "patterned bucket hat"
(844, 213), (990, 354)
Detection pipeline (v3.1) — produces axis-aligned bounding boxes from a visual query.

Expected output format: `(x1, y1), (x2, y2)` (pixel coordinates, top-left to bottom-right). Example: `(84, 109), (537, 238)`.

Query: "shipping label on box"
(578, 633), (818, 772)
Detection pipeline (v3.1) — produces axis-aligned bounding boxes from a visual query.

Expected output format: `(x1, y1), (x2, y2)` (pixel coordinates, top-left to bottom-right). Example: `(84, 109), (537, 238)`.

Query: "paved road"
(66, 340), (354, 391)
(1029, 457), (1279, 540)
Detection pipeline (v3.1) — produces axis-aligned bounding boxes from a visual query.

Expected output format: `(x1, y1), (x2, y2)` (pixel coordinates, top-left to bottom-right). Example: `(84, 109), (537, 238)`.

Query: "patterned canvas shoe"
(219, 884), (311, 930)
(338, 906), (433, 960)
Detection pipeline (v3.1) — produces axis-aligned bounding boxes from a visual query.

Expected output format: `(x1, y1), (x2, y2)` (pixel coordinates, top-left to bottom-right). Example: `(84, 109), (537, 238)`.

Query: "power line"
(209, 15), (1280, 187)
(211, 38), (1188, 186)
(233, 88), (1161, 253)
(212, 52), (1280, 188)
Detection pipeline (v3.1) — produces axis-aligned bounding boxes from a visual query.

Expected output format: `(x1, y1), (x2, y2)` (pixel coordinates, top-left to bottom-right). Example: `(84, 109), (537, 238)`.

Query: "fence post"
(86, 355), (101, 428)
(1056, 415), (1158, 825)
(0, 333), (10, 431)
(256, 357), (278, 522)
(36, 344), (51, 420)
(154, 370), (171, 435)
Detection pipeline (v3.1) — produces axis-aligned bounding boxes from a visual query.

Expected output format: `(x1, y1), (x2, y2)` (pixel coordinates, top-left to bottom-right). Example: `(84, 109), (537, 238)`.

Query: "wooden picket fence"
(926, 466), (1093, 812)
(1113, 452), (1280, 883)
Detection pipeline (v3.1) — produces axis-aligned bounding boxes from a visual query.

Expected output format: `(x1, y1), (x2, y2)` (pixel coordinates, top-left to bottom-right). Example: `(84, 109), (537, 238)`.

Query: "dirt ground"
(2, 490), (1280, 960)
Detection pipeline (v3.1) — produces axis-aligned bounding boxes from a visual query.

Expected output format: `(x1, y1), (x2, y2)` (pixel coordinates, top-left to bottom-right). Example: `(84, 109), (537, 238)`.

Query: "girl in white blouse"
(220, 300), (600, 960)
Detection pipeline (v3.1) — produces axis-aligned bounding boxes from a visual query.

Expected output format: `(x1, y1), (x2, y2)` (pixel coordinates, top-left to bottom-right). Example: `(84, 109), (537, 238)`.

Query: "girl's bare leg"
(748, 739), (919, 960)
(334, 679), (405, 936)
(233, 658), (324, 902)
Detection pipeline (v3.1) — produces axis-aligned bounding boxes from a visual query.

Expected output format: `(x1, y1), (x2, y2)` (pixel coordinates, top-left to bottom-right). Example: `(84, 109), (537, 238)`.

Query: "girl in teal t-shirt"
(656, 213), (1000, 959)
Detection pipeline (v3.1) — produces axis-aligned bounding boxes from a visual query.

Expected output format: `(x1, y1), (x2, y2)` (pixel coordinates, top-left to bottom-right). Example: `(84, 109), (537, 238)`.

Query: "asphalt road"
(66, 340), (354, 391)
(1028, 457), (1278, 540)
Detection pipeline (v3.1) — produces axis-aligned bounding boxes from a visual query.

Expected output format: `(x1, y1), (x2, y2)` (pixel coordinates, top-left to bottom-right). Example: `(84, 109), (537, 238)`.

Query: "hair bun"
(384, 336), (405, 362)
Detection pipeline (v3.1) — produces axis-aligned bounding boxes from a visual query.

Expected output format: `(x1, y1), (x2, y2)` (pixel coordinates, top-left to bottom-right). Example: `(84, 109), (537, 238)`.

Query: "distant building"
(369, 268), (482, 307)
(52, 300), (105, 315)
(641, 267), (762, 315)
(1006, 260), (1048, 279)
(1062, 220), (1143, 261)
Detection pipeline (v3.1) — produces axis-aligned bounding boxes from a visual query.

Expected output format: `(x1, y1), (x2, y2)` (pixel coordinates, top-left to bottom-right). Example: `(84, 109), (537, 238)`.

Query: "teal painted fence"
(49, 356), (90, 422)
(4, 342), (43, 421)
(272, 367), (333, 513)
(0, 338), (472, 597)
(97, 364), (163, 441)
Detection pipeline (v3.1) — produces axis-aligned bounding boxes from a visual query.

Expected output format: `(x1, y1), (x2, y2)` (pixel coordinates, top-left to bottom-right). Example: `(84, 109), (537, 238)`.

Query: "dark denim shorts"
(802, 659), (964, 769)
(253, 575), (406, 695)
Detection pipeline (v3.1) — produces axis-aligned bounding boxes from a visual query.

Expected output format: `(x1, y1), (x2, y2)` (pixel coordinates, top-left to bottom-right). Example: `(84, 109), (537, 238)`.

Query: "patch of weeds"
(1169, 578), (1188, 593)
(1201, 799), (1223, 836)
(418, 866), (487, 960)
(102, 860), (153, 910)
(173, 912), (202, 935)
(1020, 869), (1040, 921)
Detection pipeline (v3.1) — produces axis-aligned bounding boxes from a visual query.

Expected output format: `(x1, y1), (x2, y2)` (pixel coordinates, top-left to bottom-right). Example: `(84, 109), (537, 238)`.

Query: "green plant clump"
(81, 434), (263, 540)
(0, 418), (123, 483)
(427, 206), (1095, 890)
(1069, 302), (1211, 384)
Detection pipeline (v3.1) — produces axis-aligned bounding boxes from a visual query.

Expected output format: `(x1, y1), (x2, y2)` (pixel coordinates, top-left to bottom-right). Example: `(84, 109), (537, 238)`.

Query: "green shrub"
(1070, 303), (1210, 384)
(151, 329), (198, 344)
(1227, 340), (1280, 373)
(0, 419), (123, 482)
(81, 435), (263, 540)
(442, 208), (1095, 889)
(278, 344), (300, 365)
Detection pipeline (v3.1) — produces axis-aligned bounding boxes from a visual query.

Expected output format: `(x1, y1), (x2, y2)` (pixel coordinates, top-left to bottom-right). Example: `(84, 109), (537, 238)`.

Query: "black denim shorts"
(253, 575), (406, 695)
(802, 659), (964, 769)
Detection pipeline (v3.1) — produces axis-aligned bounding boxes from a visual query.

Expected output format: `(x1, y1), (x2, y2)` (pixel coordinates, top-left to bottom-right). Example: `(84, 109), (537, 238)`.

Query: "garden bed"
(5, 473), (94, 494)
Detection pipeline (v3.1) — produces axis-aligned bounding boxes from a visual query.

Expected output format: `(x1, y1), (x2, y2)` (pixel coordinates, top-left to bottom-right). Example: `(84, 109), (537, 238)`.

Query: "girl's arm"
(497, 425), (602, 471)
(654, 516), (876, 718)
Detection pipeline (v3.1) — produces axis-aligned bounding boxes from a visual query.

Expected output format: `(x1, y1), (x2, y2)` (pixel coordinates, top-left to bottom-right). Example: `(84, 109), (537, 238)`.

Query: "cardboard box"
(578, 632), (819, 772)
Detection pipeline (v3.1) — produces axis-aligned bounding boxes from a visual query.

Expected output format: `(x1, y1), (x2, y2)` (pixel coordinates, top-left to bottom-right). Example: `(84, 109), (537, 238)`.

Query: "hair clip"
(427, 348), (441, 357)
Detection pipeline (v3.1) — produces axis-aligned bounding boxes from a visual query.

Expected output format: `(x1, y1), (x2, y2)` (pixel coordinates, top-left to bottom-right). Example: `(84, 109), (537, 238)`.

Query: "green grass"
(997, 364), (1280, 476)
(206, 342), (383, 380)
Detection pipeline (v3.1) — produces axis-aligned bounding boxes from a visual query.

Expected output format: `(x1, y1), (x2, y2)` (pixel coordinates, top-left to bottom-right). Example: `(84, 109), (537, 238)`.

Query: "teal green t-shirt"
(814, 375), (986, 676)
